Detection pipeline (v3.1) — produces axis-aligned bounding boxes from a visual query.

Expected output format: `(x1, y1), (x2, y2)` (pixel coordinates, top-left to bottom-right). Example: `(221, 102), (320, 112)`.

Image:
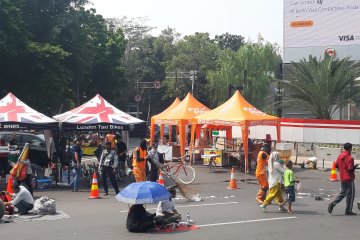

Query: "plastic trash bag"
(33, 196), (56, 215)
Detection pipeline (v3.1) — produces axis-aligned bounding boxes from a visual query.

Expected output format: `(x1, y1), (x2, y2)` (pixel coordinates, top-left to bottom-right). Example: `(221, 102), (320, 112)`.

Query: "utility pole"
(166, 70), (197, 95)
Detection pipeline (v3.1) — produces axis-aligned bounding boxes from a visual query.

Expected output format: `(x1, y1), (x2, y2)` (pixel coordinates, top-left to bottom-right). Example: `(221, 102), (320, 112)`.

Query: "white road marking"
(119, 201), (239, 213)
(197, 216), (298, 227)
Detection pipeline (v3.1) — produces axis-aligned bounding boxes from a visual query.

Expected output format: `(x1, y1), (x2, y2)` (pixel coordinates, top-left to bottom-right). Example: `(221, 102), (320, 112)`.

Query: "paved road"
(1, 166), (359, 240)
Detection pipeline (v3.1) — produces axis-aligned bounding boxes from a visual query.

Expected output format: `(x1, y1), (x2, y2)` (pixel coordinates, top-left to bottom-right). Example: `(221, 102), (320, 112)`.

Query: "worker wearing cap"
(132, 139), (148, 182)
(255, 143), (271, 204)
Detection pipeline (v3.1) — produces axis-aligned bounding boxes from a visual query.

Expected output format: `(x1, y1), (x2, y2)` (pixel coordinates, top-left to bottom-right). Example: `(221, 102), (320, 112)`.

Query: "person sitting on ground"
(4, 181), (34, 215)
(154, 188), (181, 226)
(126, 204), (155, 233)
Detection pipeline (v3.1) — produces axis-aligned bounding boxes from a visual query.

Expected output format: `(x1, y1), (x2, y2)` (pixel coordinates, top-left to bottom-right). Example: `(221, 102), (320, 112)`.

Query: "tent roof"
(53, 94), (144, 130)
(154, 93), (210, 125)
(192, 90), (279, 127)
(0, 92), (58, 130)
(151, 97), (181, 122)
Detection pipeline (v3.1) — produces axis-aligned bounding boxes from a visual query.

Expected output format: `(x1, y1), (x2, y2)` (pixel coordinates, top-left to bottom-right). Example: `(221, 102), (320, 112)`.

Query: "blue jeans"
(69, 165), (82, 191)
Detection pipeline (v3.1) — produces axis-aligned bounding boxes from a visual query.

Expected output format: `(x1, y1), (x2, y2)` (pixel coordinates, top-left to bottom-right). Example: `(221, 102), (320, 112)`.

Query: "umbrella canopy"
(115, 181), (170, 204)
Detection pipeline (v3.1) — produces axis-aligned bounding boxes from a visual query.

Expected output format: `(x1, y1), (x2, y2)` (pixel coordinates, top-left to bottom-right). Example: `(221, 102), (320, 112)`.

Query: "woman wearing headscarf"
(259, 151), (286, 212)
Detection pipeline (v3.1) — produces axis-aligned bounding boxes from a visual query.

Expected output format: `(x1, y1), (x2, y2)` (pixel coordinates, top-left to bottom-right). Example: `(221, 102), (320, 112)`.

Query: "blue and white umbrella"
(115, 181), (170, 204)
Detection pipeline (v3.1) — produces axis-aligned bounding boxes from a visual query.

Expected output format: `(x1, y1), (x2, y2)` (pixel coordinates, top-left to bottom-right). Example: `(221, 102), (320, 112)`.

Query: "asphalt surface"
(1, 165), (360, 240)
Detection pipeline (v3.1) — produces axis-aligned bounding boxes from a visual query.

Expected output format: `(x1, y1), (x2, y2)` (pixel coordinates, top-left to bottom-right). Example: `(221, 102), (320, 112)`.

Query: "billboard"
(284, 0), (360, 63)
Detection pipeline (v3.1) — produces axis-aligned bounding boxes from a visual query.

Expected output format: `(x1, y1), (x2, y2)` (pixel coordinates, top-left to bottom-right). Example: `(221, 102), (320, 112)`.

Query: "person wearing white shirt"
(155, 188), (181, 226)
(4, 182), (34, 215)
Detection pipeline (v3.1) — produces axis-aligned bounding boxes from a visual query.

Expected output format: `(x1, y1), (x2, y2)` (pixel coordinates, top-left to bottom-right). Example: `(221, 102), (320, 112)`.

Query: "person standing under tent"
(115, 134), (127, 165)
(328, 142), (358, 215)
(99, 141), (120, 195)
(132, 139), (148, 182)
(69, 139), (83, 192)
(0, 138), (9, 178)
(9, 132), (18, 146)
(255, 143), (271, 204)
(105, 131), (116, 149)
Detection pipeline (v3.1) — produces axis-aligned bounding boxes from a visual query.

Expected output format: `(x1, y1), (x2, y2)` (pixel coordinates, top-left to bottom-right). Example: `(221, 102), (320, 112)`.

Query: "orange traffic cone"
(157, 172), (165, 186)
(89, 172), (101, 199)
(6, 175), (14, 200)
(227, 167), (239, 189)
(329, 162), (338, 182)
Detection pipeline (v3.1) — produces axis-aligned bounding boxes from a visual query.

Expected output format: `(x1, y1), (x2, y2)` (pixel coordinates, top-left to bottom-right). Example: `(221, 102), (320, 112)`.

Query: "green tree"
(281, 55), (360, 119)
(214, 32), (244, 52)
(208, 40), (281, 108)
(164, 32), (221, 103)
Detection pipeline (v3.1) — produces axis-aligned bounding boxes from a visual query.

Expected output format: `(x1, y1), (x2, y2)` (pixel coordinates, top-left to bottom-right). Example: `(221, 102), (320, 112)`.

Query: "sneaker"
(259, 204), (267, 213)
(279, 205), (287, 212)
(345, 212), (357, 216)
(104, 193), (109, 196)
(328, 203), (334, 214)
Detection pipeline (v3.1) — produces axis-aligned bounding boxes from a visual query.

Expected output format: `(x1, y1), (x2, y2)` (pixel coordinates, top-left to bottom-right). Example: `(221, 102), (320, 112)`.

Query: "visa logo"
(338, 35), (355, 41)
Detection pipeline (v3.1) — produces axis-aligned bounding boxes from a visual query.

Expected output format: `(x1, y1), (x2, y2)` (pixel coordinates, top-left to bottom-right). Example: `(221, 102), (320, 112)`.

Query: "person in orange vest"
(132, 139), (148, 182)
(255, 143), (271, 204)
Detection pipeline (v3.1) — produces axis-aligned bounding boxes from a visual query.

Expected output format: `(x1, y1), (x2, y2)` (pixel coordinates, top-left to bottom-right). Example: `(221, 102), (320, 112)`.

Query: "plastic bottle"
(186, 213), (190, 225)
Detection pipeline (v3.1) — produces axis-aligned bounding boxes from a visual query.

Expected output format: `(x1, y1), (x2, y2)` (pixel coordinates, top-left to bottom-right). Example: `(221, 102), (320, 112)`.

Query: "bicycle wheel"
(177, 165), (196, 184)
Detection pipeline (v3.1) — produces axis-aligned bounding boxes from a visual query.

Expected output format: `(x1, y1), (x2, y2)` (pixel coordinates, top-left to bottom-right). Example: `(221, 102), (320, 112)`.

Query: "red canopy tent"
(53, 94), (144, 131)
(0, 92), (58, 130)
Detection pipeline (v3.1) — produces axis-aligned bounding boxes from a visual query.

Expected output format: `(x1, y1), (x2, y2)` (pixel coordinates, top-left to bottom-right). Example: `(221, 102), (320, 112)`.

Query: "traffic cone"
(157, 172), (165, 186)
(227, 167), (239, 189)
(89, 172), (101, 199)
(329, 161), (338, 182)
(6, 175), (14, 200)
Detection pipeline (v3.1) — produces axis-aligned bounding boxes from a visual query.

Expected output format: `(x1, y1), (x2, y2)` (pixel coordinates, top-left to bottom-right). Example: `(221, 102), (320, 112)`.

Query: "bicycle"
(115, 161), (127, 181)
(160, 155), (196, 185)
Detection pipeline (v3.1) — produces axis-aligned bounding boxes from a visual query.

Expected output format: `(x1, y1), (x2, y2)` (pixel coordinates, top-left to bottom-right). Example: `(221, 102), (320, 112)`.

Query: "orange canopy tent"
(150, 97), (181, 145)
(190, 90), (280, 172)
(150, 93), (210, 159)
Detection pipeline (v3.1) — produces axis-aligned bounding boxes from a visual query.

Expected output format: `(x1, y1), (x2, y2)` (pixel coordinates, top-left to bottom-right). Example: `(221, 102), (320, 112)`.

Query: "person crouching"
(4, 181), (34, 215)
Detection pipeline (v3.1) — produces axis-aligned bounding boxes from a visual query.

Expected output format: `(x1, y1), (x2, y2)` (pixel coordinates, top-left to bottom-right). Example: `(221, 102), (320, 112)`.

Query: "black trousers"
(14, 200), (33, 215)
(0, 157), (9, 177)
(331, 181), (355, 214)
(101, 166), (119, 194)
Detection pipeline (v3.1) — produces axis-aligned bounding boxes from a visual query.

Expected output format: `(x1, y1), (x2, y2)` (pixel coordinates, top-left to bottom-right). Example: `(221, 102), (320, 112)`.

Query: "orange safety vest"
(255, 150), (269, 176)
(132, 147), (147, 169)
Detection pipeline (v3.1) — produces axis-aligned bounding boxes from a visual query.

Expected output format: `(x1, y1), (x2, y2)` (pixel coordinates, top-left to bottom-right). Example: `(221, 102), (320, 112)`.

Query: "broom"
(160, 167), (203, 201)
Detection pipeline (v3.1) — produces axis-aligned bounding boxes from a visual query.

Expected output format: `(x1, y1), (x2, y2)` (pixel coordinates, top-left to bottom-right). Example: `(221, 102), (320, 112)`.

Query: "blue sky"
(88, 0), (284, 46)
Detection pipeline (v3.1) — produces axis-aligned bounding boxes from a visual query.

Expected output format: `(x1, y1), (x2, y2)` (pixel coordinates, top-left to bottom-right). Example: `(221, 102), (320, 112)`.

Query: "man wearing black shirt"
(115, 134), (127, 163)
